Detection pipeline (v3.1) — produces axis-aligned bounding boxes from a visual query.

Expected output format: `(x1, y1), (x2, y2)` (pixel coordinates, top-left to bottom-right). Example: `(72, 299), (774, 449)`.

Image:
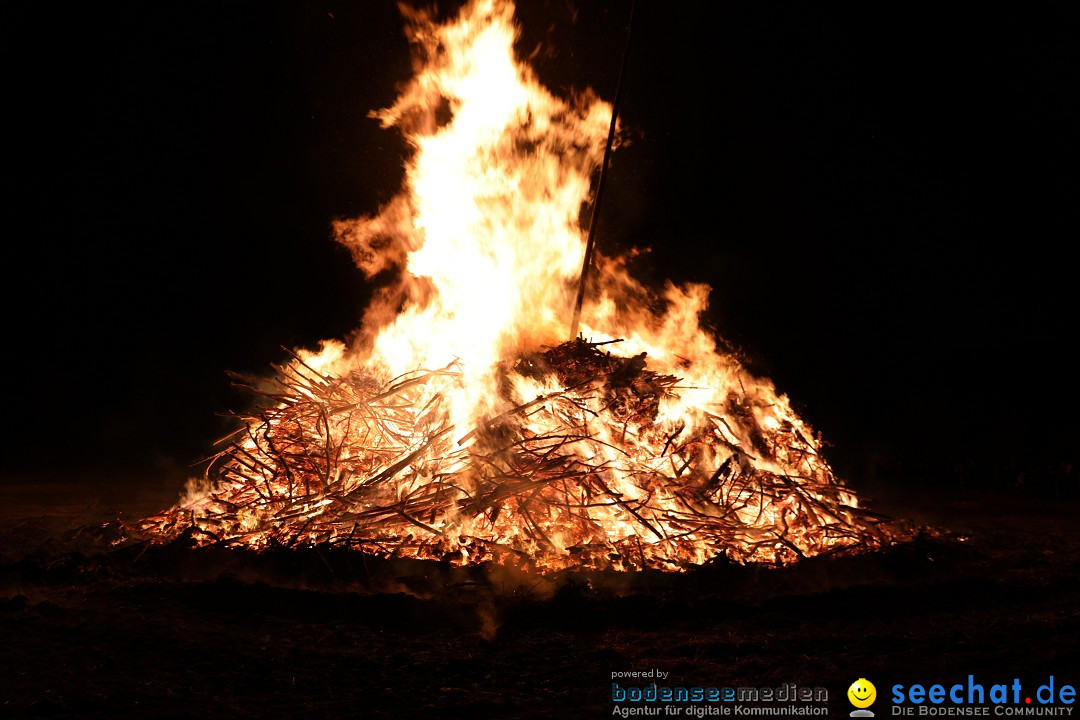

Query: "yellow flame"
(334, 0), (610, 432)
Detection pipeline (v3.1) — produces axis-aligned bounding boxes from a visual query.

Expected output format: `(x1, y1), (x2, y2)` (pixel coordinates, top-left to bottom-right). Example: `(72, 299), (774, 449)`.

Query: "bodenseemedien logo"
(849, 678), (877, 717)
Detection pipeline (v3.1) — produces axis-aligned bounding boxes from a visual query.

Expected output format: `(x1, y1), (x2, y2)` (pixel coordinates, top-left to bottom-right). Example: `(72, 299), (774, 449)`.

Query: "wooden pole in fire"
(569, 0), (636, 340)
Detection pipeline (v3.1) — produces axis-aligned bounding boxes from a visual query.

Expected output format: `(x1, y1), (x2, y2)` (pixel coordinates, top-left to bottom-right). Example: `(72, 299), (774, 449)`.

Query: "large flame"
(140, 0), (902, 571)
(333, 0), (610, 433)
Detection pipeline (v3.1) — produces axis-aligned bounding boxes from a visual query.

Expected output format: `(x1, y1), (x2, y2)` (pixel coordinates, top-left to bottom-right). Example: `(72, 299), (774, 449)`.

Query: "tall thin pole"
(569, 0), (636, 340)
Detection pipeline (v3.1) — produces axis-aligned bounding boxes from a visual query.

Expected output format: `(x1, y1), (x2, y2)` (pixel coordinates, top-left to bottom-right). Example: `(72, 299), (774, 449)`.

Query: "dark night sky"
(3, 1), (1077, 488)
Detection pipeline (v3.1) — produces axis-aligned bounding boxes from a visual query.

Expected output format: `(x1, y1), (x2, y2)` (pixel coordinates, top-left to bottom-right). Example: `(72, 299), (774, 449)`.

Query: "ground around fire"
(1, 474), (1077, 718)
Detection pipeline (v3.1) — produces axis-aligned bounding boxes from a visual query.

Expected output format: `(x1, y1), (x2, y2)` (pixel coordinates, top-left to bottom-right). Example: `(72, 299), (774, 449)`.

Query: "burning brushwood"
(140, 340), (897, 570)
(140, 0), (907, 571)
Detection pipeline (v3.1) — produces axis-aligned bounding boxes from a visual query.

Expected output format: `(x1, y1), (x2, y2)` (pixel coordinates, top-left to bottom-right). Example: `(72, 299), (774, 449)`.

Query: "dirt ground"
(1, 474), (1078, 718)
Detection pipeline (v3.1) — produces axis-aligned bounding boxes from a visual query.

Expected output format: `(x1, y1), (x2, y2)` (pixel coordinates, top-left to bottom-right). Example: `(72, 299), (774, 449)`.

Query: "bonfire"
(140, 0), (904, 571)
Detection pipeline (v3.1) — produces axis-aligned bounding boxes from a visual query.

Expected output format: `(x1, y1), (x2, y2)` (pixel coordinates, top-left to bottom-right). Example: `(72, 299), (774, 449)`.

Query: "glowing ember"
(140, 0), (903, 571)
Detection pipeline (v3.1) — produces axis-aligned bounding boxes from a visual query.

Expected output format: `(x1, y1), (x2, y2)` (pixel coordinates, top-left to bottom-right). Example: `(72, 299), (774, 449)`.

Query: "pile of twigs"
(139, 340), (901, 571)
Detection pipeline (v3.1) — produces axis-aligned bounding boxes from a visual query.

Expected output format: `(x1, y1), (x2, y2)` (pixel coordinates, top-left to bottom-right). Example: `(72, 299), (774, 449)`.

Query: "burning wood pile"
(141, 339), (897, 570)
(139, 0), (907, 571)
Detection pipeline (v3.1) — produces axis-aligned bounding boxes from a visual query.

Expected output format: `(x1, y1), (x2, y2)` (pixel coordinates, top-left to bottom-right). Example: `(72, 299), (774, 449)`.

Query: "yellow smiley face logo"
(848, 679), (876, 708)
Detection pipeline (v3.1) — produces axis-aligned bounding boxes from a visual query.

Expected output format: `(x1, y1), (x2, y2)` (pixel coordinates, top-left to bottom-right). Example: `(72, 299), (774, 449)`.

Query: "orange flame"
(333, 1), (608, 421)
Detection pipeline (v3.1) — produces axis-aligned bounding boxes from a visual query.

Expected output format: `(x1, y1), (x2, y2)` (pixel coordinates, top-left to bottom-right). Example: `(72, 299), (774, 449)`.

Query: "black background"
(3, 0), (1077, 492)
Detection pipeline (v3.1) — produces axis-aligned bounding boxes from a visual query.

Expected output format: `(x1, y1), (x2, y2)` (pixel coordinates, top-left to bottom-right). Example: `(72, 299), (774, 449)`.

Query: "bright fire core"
(141, 0), (901, 571)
